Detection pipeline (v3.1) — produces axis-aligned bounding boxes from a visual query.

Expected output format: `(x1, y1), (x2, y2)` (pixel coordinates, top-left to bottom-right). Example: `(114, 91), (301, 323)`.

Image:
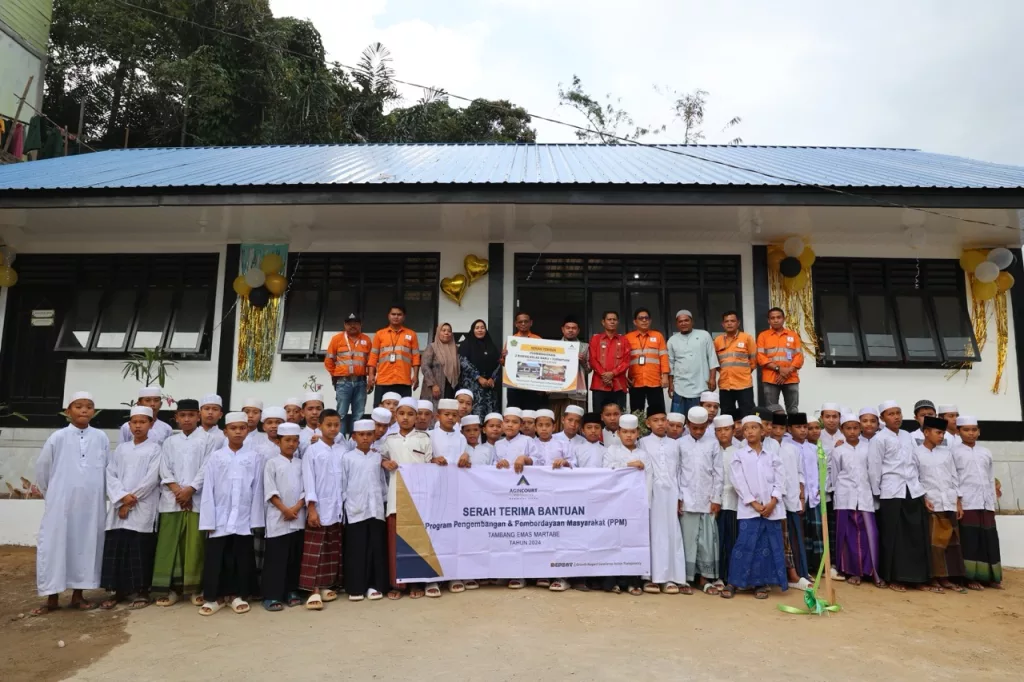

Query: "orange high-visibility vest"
(368, 326), (421, 385)
(756, 328), (804, 385)
(624, 330), (669, 388)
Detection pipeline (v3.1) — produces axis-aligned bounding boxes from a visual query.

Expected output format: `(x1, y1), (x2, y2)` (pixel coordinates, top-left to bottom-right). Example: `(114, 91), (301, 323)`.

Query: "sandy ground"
(4, 545), (1024, 682)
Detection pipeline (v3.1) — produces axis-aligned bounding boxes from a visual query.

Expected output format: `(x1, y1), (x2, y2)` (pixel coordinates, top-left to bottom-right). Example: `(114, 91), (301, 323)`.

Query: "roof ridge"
(102, 142), (922, 152)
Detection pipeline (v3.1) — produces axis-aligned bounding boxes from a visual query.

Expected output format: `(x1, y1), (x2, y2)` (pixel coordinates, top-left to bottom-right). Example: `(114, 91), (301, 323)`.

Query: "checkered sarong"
(101, 529), (156, 594)
(298, 523), (343, 591)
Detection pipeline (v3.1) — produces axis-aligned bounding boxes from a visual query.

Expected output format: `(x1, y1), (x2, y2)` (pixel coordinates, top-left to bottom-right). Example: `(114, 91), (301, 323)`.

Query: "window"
(53, 254), (219, 357)
(279, 253), (440, 357)
(812, 257), (979, 367)
(515, 254), (742, 339)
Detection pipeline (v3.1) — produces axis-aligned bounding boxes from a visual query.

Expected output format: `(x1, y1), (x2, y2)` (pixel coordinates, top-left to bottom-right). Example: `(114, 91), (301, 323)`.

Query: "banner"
(395, 465), (650, 582)
(501, 337), (579, 392)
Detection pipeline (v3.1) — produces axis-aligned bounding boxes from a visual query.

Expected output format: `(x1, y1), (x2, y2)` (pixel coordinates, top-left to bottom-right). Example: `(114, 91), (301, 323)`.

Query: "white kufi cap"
(381, 392), (402, 403)
(503, 407), (523, 418)
(712, 415), (734, 428)
(741, 415), (761, 426)
(417, 400), (434, 412)
(353, 419), (375, 432)
(138, 387), (161, 399)
(242, 397), (263, 410)
(484, 412), (503, 424)
(68, 391), (94, 405)
(522, 410), (537, 419)
(371, 407), (392, 424)
(278, 423), (301, 437)
(619, 415), (639, 429)
(535, 409), (555, 421)
(956, 415), (978, 427)
(437, 399), (459, 411)
(699, 391), (720, 404)
(667, 412), (685, 424)
(565, 405), (585, 417)
(225, 411), (247, 425)
(304, 392), (324, 405)
(261, 407), (286, 422)
(840, 412), (859, 425)
(877, 400), (899, 413)
(858, 406), (879, 418)
(937, 404), (958, 415)
(283, 397), (302, 408)
(398, 397), (418, 410)
(455, 389), (474, 399)
(461, 415), (481, 426)
(687, 406), (709, 425)
(130, 406), (153, 419)
(201, 393), (223, 408)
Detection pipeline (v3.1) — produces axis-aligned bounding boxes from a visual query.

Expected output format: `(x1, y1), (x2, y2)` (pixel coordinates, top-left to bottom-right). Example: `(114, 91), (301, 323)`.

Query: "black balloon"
(248, 285), (271, 308)
(779, 257), (802, 278)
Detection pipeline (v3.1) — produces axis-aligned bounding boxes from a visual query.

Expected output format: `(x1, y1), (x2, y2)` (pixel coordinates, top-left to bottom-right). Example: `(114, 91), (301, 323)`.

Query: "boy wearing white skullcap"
(699, 391), (721, 422)
(344, 419), (389, 601)
(676, 406), (723, 592)
(283, 398), (303, 425)
(952, 416), (1002, 588)
(829, 412), (882, 586)
(712, 414), (741, 584)
(119, 387), (173, 446)
(638, 406), (688, 594)
(553, 404), (586, 446)
(371, 407), (395, 441)
(199, 394), (226, 451)
(99, 405), (162, 609)
(198, 412), (264, 615)
(482, 412), (504, 448)
(260, 422), (306, 610)
(240, 398), (267, 448)
(857, 407), (879, 442)
(600, 413), (647, 594)
(936, 404), (962, 447)
(818, 403), (842, 456)
(520, 409), (538, 439)
(666, 412), (686, 440)
(299, 392), (325, 456)
(532, 409), (572, 470)
(454, 389), (474, 419)
(460, 416), (496, 468)
(416, 400), (435, 432)
(495, 407), (538, 478)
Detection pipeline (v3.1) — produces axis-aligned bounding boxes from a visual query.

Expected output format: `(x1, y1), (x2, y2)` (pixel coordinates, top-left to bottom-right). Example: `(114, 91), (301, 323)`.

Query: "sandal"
(99, 597), (119, 611)
(989, 582), (1005, 590)
(262, 600), (284, 612)
(348, 593), (365, 602)
(386, 590), (403, 601)
(888, 583), (907, 593)
(231, 597), (250, 614)
(536, 579), (551, 588)
(628, 587), (643, 596)
(367, 589), (383, 601)
(464, 580), (480, 590)
(156, 592), (179, 607)
(701, 582), (720, 596)
(572, 582), (591, 592)
(191, 593), (205, 607)
(409, 588), (425, 599)
(425, 583), (442, 598)
(965, 582), (984, 591)
(662, 582), (680, 595)
(847, 576), (862, 586)
(507, 579), (525, 590)
(643, 581), (660, 594)
(286, 592), (302, 607)
(754, 587), (770, 600)
(30, 603), (61, 616)
(449, 581), (466, 593)
(874, 579), (887, 589)
(70, 599), (98, 611)
(719, 585), (736, 599)
(129, 595), (150, 610)
(940, 580), (967, 594)
(322, 589), (339, 602)
(549, 579), (569, 592)
(199, 601), (223, 616)
(610, 585), (622, 594)
(306, 594), (325, 610)
(679, 584), (694, 595)
(919, 583), (944, 594)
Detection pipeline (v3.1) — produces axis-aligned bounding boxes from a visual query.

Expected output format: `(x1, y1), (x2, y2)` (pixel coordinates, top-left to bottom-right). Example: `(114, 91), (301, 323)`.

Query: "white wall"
(0, 32), (42, 119)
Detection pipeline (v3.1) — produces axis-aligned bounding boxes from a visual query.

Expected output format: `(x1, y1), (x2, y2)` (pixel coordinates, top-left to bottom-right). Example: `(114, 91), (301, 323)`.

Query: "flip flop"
(449, 581), (466, 593)
(99, 597), (119, 611)
(919, 584), (944, 594)
(754, 587), (770, 600)
(306, 594), (325, 610)
(409, 589), (425, 599)
(507, 579), (525, 590)
(30, 603), (61, 616)
(386, 590), (403, 601)
(191, 593), (205, 607)
(262, 600), (284, 612)
(847, 576), (862, 586)
(322, 589), (339, 602)
(536, 579), (551, 588)
(940, 581), (967, 594)
(642, 582), (660, 594)
(965, 582), (985, 591)
(199, 601), (223, 616)
(610, 585), (622, 594)
(70, 600), (98, 611)
(701, 582), (720, 596)
(231, 597), (250, 614)
(549, 579), (569, 592)
(663, 582), (681, 595)
(464, 580), (480, 590)
(367, 589), (383, 601)
(156, 593), (179, 607)
(425, 583), (442, 598)
(129, 596), (150, 610)
(679, 584), (694, 595)
(719, 585), (736, 599)
(628, 587), (643, 596)
(348, 593), (365, 602)
(888, 583), (907, 593)
(874, 580), (887, 589)
(286, 592), (302, 607)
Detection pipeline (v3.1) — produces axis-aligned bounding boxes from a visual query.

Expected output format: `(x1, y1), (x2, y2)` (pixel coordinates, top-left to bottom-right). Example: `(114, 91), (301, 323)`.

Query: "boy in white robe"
(198, 413), (264, 616)
(428, 399), (469, 594)
(667, 412), (686, 440)
(299, 391), (325, 456)
(455, 388), (474, 423)
(416, 400), (435, 432)
(346, 419), (390, 601)
(261, 424), (306, 611)
(714, 415), (740, 589)
(678, 406), (723, 594)
(572, 413), (607, 470)
(601, 402), (623, 447)
(494, 407), (538, 589)
(532, 409), (574, 592)
(284, 397), (303, 425)
(640, 409), (688, 594)
(379, 392), (402, 437)
(380, 398), (435, 598)
(119, 387), (172, 445)
(699, 391), (721, 423)
(775, 413), (812, 590)
(199, 394), (226, 452)
(241, 398), (266, 447)
(953, 416), (1002, 589)
(553, 405), (586, 446)
(819, 403), (843, 455)
(299, 410), (346, 609)
(602, 414), (647, 595)
(858, 407), (880, 442)
(252, 406), (287, 586)
(521, 409), (538, 438)
(482, 412), (503, 448)
(33, 391), (109, 614)
(153, 399), (218, 607)
(459, 416), (496, 467)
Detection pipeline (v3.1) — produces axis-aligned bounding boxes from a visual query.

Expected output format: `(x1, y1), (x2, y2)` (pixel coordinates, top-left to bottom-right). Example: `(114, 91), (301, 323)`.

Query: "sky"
(268, 0), (1024, 165)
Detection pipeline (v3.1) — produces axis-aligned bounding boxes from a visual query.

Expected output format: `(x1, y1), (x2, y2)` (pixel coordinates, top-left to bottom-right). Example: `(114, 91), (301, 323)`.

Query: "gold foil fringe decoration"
(991, 291), (1008, 394)
(767, 263), (819, 356)
(236, 244), (288, 382)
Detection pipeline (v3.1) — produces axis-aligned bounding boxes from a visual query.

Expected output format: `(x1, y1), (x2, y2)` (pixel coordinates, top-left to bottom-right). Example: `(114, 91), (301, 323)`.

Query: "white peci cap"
(687, 406), (709, 425)
(712, 415), (734, 428)
(225, 412), (247, 425)
(667, 412), (685, 424)
(858, 406), (879, 418)
(522, 410), (537, 420)
(417, 400), (435, 412)
(283, 397), (302, 408)
(398, 397), (418, 410)
(699, 391), (720, 404)
(200, 394), (223, 408)
(371, 407), (392, 424)
(461, 415), (481, 426)
(455, 389), (474, 399)
(937, 404), (958, 415)
(741, 415), (761, 426)
(68, 391), (94, 405)
(242, 397), (263, 410)
(261, 407), (286, 422)
(130, 406), (153, 419)
(820, 402), (840, 413)
(565, 405), (585, 417)
(278, 423), (301, 437)
(138, 387), (161, 399)
(503, 407), (523, 419)
(619, 415), (639, 429)
(535, 409), (555, 421)
(303, 392), (324, 405)
(877, 400), (899, 413)
(381, 392), (402, 403)
(840, 412), (859, 425)
(956, 415), (978, 427)
(353, 419), (375, 432)
(484, 412), (503, 424)
(437, 399), (459, 411)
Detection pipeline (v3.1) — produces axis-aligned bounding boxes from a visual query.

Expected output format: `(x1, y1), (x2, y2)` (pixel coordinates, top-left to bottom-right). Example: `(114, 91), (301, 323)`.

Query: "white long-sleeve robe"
(639, 434), (687, 584)
(35, 425), (110, 596)
(105, 440), (162, 533)
(158, 430), (216, 514)
(119, 419), (173, 446)
(199, 445), (264, 537)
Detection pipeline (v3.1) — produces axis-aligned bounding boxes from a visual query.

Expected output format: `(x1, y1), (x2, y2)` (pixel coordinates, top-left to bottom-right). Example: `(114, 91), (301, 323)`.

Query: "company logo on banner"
(395, 465), (650, 583)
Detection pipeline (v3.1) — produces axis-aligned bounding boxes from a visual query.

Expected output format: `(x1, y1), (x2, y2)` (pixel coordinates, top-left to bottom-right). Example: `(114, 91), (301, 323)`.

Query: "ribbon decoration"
(236, 243), (288, 382)
(778, 440), (841, 616)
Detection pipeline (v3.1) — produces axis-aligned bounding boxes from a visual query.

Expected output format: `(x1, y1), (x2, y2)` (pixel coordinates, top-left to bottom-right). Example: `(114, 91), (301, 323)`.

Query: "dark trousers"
(592, 390), (627, 412)
(506, 387), (547, 411)
(600, 575), (642, 591)
(203, 534), (256, 602)
(344, 519), (389, 596)
(629, 387), (665, 415)
(762, 383), (799, 413)
(719, 387), (755, 419)
(261, 530), (304, 602)
(373, 383), (411, 407)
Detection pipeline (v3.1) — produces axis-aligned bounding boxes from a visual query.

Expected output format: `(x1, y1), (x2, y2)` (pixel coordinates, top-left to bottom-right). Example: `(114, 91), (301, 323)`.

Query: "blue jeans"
(335, 378), (367, 436)
(671, 395), (701, 416)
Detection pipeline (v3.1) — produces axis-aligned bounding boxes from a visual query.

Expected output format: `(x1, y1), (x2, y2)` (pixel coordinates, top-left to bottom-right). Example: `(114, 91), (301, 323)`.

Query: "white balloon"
(974, 261), (999, 283)
(783, 236), (804, 258)
(529, 223), (553, 251)
(244, 268), (266, 288)
(906, 226), (926, 249)
(987, 247), (1014, 270)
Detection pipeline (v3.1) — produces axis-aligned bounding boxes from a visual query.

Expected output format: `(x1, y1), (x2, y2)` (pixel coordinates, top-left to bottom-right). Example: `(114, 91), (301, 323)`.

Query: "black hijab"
(459, 319), (500, 377)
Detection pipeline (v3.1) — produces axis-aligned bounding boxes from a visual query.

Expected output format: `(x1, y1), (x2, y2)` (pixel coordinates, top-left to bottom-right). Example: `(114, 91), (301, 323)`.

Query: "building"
(0, 0), (49, 118)
(0, 143), (1022, 504)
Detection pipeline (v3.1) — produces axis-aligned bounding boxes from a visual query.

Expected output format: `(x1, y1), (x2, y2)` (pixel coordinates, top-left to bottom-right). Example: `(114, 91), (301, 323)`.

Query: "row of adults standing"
(323, 303), (806, 433)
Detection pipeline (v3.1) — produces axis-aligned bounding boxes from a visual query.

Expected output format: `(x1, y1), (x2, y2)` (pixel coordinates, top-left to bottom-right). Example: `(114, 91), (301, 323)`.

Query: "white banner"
(501, 337), (580, 392)
(395, 465), (650, 582)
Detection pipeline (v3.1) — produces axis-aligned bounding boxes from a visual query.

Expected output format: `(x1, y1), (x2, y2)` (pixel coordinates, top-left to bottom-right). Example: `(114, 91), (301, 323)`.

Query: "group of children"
(32, 386), (1003, 616)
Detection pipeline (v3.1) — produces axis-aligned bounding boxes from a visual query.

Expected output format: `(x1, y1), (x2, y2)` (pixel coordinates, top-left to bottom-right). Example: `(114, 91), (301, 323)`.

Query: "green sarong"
(151, 511), (204, 593)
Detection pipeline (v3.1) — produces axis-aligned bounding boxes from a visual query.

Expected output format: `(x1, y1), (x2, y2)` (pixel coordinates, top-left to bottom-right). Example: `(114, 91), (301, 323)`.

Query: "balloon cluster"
(232, 253), (286, 308)
(960, 248), (1015, 301)
(0, 244), (17, 288)
(767, 236), (815, 292)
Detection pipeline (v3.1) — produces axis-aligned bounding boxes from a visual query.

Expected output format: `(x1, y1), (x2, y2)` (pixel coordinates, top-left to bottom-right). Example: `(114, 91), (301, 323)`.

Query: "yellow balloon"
(798, 246), (816, 269)
(783, 271), (808, 292)
(265, 273), (288, 296)
(767, 247), (785, 271)
(959, 249), (987, 273)
(973, 280), (998, 301)
(997, 271), (1015, 293)
(232, 275), (252, 298)
(260, 253), (284, 274)
(0, 265), (18, 287)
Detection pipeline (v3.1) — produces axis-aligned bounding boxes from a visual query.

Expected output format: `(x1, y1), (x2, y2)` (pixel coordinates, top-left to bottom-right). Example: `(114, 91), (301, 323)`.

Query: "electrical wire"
(103, 0), (1024, 234)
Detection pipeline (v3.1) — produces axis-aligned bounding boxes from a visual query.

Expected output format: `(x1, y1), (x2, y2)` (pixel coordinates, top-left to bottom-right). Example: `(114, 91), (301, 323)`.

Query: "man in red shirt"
(588, 310), (629, 412)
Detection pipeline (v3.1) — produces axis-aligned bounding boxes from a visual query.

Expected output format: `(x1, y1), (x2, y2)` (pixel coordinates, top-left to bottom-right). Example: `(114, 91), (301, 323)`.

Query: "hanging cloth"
(24, 115), (43, 152)
(39, 123), (65, 159)
(11, 123), (25, 157)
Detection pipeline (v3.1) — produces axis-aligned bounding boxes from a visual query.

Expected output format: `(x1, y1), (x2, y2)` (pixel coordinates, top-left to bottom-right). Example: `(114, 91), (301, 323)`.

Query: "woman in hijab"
(459, 319), (501, 417)
(420, 323), (460, 409)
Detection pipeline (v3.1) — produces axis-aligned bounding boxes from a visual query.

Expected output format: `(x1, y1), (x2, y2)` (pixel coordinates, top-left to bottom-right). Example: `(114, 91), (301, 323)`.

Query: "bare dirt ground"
(4, 545), (1024, 682)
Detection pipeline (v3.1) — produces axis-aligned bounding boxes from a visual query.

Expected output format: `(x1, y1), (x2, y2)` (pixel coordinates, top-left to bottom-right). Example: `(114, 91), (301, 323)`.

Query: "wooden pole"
(124, 127), (130, 149)
(2, 76), (34, 154)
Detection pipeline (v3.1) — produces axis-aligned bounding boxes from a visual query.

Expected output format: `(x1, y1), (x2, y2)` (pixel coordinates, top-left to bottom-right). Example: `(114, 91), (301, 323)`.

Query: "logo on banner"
(516, 475), (530, 486)
(510, 474), (538, 496)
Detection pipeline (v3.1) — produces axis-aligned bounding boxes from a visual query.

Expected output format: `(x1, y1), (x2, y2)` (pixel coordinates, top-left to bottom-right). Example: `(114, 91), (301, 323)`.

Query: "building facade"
(0, 0), (50, 117)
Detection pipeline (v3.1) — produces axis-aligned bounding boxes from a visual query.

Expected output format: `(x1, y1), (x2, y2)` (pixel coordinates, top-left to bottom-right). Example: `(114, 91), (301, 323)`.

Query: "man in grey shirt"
(666, 309), (719, 415)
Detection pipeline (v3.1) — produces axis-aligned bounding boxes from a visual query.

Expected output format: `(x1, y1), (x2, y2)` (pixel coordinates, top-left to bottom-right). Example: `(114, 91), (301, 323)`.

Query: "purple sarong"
(836, 509), (880, 580)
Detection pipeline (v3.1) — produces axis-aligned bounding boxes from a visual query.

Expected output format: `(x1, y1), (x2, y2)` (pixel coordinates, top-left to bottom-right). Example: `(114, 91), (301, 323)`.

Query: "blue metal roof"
(1, 143), (1023, 191)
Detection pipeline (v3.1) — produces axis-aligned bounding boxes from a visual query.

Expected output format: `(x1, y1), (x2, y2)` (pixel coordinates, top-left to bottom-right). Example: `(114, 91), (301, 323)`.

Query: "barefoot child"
(640, 409), (688, 595)
(917, 416), (966, 594)
(119, 387), (172, 445)
(33, 391), (108, 614)
(953, 416), (1002, 590)
(713, 415), (740, 588)
(153, 399), (215, 607)
(720, 416), (787, 601)
(198, 413), (263, 615)
(832, 413), (883, 587)
(261, 423), (306, 611)
(678, 407), (723, 595)
(101, 406), (162, 610)
(602, 414), (647, 595)
(344, 419), (390, 602)
(380, 399), (434, 599)
(299, 409), (346, 610)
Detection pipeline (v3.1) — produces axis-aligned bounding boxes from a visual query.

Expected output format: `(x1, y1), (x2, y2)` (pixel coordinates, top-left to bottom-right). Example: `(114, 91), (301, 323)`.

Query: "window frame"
(278, 253), (440, 361)
(812, 257), (980, 369)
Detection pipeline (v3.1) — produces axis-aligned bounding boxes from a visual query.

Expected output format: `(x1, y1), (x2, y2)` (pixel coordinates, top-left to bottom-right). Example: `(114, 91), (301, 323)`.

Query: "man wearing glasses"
(624, 308), (670, 415)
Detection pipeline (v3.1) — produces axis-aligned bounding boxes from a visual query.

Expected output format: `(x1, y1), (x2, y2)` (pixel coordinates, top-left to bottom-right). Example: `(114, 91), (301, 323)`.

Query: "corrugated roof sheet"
(1, 143), (1023, 191)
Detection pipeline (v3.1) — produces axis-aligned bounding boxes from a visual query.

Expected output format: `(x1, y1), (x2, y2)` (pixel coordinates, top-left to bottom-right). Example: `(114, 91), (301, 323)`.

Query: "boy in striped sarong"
(299, 410), (346, 609)
(916, 416), (966, 594)
(952, 417), (1002, 590)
